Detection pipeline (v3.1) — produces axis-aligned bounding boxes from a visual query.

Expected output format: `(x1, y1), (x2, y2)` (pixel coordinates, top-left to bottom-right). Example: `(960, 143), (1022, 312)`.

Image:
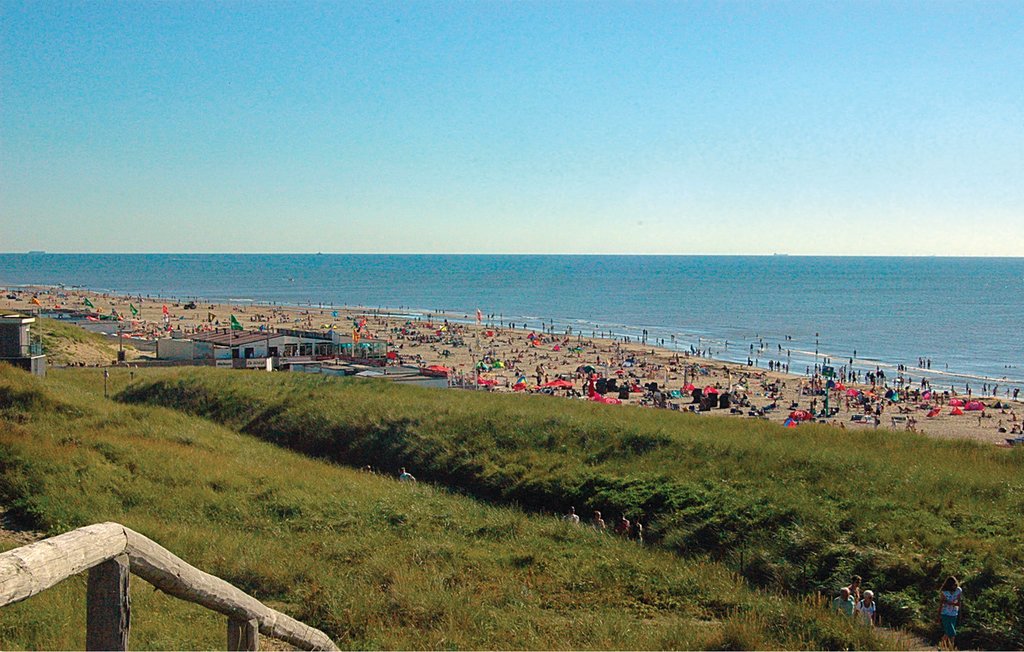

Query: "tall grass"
(114, 367), (1024, 649)
(0, 364), (902, 650)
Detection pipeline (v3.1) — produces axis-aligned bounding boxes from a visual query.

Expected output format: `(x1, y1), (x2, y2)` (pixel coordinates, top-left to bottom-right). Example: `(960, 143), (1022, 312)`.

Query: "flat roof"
(0, 314), (34, 324)
(190, 330), (273, 346)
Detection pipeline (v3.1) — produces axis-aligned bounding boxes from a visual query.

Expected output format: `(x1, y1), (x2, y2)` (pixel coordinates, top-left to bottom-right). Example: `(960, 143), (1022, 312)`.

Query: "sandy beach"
(4, 286), (1021, 447)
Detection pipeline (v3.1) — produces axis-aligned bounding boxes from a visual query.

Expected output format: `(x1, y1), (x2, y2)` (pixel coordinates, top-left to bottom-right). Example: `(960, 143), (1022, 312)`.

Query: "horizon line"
(3, 251), (1023, 259)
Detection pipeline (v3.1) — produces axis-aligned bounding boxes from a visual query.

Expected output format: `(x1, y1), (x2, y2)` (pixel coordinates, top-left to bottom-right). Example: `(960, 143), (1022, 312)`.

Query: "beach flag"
(230, 315), (243, 331)
(83, 297), (94, 308)
(31, 297), (41, 306)
(129, 303), (139, 316)
(476, 309), (483, 324)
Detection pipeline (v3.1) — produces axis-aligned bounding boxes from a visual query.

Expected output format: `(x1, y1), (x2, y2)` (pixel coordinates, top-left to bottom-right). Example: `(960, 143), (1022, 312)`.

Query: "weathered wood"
(86, 553), (130, 651)
(0, 523), (338, 651)
(0, 522), (127, 607)
(228, 617), (260, 651)
(123, 526), (338, 650)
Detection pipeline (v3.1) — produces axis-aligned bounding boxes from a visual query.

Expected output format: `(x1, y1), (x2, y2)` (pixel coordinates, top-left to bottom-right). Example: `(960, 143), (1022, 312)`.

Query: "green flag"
(83, 297), (94, 308)
(230, 315), (243, 331)
(129, 303), (139, 316)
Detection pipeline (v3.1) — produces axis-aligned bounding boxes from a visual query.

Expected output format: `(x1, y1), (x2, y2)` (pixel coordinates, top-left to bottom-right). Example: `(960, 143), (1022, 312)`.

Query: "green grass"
(34, 318), (117, 364)
(0, 365), (900, 650)
(114, 367), (1024, 649)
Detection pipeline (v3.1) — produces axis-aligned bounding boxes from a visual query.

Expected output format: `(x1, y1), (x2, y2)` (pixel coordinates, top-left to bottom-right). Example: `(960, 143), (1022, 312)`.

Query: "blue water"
(2, 254), (1022, 392)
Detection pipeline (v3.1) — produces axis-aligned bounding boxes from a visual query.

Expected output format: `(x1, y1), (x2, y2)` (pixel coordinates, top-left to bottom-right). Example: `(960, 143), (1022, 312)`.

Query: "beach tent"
(512, 382), (527, 392)
(783, 418), (799, 428)
(926, 407), (941, 417)
(950, 407), (964, 415)
(424, 365), (451, 374)
(846, 389), (861, 397)
(684, 383), (696, 392)
(789, 410), (813, 421)
(703, 386), (719, 395)
(964, 401), (986, 411)
(949, 398), (965, 407)
(477, 378), (498, 387)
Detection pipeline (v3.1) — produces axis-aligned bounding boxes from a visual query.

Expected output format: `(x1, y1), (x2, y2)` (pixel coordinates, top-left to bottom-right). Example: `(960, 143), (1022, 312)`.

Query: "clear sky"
(2, 1), (1022, 255)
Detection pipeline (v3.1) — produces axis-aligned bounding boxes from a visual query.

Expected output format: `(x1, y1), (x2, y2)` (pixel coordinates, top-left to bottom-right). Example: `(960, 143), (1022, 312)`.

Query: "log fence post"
(227, 617), (260, 651)
(86, 553), (130, 651)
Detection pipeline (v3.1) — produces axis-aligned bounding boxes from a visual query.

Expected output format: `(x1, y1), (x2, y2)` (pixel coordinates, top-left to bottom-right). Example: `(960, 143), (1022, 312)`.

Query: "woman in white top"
(938, 576), (963, 649)
(855, 590), (877, 626)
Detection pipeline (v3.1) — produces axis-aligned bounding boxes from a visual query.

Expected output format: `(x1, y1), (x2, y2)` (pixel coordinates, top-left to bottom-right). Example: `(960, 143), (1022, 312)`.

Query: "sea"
(2, 254), (1022, 394)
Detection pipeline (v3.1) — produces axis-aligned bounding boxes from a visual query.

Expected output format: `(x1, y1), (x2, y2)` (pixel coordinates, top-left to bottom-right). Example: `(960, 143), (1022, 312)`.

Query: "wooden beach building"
(0, 313), (46, 376)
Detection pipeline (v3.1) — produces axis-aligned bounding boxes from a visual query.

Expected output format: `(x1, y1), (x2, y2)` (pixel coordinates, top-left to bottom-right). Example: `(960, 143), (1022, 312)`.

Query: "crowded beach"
(3, 286), (1022, 447)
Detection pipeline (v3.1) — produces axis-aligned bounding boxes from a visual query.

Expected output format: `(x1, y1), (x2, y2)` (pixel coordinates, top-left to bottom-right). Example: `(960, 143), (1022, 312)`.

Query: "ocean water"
(2, 254), (1022, 392)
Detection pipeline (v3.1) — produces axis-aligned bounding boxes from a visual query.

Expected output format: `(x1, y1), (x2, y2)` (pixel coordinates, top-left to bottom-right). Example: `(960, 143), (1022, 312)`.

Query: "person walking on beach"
(398, 467), (416, 483)
(938, 576), (963, 649)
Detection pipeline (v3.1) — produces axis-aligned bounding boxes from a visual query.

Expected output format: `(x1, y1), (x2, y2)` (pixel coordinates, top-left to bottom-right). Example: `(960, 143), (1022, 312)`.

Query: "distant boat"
(27, 250), (46, 255)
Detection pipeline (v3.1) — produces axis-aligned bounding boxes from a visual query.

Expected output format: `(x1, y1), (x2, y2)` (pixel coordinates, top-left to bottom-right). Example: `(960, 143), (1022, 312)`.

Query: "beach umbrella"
(950, 407), (964, 415)
(541, 379), (574, 389)
(949, 398), (965, 407)
(846, 389), (860, 397)
(704, 386), (719, 395)
(477, 378), (498, 387)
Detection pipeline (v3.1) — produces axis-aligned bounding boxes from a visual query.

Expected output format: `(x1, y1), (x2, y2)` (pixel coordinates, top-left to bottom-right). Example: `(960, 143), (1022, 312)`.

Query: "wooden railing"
(0, 522), (339, 651)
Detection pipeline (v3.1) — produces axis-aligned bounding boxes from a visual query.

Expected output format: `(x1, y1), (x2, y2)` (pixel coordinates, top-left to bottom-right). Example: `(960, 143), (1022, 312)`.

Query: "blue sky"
(2, 0), (1022, 255)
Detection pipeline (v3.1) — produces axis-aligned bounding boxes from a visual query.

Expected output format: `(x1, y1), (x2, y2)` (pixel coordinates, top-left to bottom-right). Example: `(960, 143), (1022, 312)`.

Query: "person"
(398, 467), (416, 483)
(846, 575), (862, 602)
(938, 576), (963, 649)
(565, 506), (580, 524)
(832, 587), (855, 617)
(632, 519), (644, 544)
(592, 510), (606, 531)
(615, 515), (631, 536)
(856, 590), (877, 626)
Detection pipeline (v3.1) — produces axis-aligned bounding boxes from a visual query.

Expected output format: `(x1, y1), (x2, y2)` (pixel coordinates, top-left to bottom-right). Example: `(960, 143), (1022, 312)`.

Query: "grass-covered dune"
(34, 317), (120, 365)
(119, 368), (1024, 649)
(0, 365), (896, 650)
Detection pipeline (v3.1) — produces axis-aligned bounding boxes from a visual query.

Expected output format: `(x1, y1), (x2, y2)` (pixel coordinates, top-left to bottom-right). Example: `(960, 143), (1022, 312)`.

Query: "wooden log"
(0, 522), (127, 607)
(86, 553), (130, 651)
(0, 523), (338, 651)
(123, 527), (338, 650)
(227, 617), (260, 651)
